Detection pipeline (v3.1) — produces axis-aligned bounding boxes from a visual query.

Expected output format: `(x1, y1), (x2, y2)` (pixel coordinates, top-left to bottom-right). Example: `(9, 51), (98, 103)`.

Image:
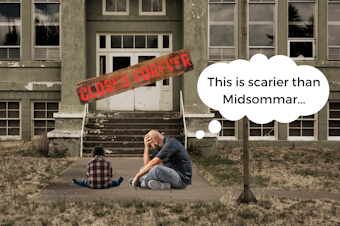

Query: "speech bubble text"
(197, 54), (330, 124)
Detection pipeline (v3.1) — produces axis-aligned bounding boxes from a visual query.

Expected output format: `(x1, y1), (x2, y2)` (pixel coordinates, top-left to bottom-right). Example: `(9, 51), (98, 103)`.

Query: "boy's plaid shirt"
(86, 155), (112, 189)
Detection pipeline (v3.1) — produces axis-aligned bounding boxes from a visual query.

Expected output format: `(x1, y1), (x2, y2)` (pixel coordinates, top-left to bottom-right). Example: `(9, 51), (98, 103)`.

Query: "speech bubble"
(197, 54), (330, 124)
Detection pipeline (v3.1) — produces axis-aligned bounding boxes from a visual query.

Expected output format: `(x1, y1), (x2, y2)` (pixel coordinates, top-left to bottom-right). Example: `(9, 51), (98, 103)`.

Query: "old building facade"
(1, 0), (340, 156)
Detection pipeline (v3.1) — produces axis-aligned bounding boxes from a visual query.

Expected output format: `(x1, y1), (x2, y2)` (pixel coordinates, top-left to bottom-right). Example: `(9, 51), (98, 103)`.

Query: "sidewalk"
(35, 157), (340, 203)
(36, 157), (222, 203)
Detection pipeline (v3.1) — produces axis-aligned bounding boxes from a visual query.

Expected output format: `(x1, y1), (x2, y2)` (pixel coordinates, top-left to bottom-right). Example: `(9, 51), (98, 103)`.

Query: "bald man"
(129, 130), (192, 190)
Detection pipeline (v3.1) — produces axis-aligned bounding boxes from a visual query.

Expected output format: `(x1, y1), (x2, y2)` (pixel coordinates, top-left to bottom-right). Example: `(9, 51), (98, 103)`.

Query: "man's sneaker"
(148, 180), (171, 190)
(129, 178), (141, 187)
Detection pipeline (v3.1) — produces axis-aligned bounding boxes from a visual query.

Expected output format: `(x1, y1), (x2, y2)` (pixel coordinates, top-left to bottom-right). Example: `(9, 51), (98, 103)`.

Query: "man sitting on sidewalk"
(129, 130), (192, 190)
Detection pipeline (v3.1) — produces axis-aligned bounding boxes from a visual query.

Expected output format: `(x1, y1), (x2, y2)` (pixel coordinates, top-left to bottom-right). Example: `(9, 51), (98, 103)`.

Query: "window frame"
(287, 113), (318, 141)
(0, 101), (21, 140)
(0, 1), (22, 61)
(208, 0), (237, 62)
(31, 101), (59, 139)
(287, 0), (316, 61)
(327, 101), (340, 140)
(33, 0), (61, 61)
(139, 0), (166, 16)
(249, 120), (278, 140)
(210, 109), (238, 140)
(248, 0), (276, 60)
(327, 0), (340, 60)
(102, 0), (129, 15)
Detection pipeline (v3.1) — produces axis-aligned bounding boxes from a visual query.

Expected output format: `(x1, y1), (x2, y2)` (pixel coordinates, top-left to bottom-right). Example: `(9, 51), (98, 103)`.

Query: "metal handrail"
(80, 103), (88, 158)
(180, 90), (187, 149)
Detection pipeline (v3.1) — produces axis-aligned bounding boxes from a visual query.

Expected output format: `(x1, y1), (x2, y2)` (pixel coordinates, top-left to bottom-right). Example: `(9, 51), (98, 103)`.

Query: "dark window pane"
(249, 25), (274, 46)
(303, 115), (314, 119)
(263, 121), (274, 127)
(138, 56), (156, 86)
(289, 129), (301, 136)
(0, 128), (5, 135)
(8, 128), (19, 135)
(222, 129), (234, 136)
(0, 111), (5, 118)
(250, 121), (260, 127)
(34, 103), (45, 110)
(35, 4), (59, 24)
(117, 0), (126, 12)
(100, 56), (106, 75)
(163, 35), (169, 48)
(8, 102), (19, 109)
(47, 120), (55, 128)
(36, 26), (59, 46)
(47, 103), (58, 110)
(47, 127), (54, 132)
(112, 57), (130, 71)
(8, 111), (19, 118)
(163, 78), (169, 86)
(100, 35), (106, 48)
(0, 120), (6, 127)
(34, 111), (45, 118)
(210, 25), (234, 46)
(302, 129), (313, 136)
(147, 35), (158, 48)
(8, 120), (19, 127)
(250, 129), (261, 136)
(123, 35), (133, 48)
(289, 121), (301, 127)
(35, 4), (59, 46)
(263, 129), (274, 136)
(288, 3), (314, 38)
(0, 26), (21, 46)
(111, 35), (121, 48)
(289, 42), (313, 58)
(135, 36), (146, 48)
(329, 120), (340, 128)
(0, 4), (20, 23)
(106, 0), (115, 11)
(329, 129), (340, 136)
(153, 0), (162, 12)
(223, 120), (235, 127)
(330, 111), (340, 118)
(213, 111), (222, 118)
(0, 103), (5, 109)
(330, 103), (340, 110)
(34, 120), (46, 127)
(302, 121), (314, 127)
(47, 111), (57, 118)
(34, 128), (45, 135)
(142, 0), (152, 12)
(0, 3), (20, 46)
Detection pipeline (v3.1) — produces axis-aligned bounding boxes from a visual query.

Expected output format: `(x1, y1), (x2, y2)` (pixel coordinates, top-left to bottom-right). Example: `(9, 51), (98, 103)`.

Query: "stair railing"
(180, 90), (187, 149)
(80, 103), (88, 158)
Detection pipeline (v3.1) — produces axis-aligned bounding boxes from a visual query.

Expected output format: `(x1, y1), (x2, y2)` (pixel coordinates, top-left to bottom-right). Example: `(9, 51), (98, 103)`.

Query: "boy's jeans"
(74, 178), (122, 188)
(139, 165), (188, 189)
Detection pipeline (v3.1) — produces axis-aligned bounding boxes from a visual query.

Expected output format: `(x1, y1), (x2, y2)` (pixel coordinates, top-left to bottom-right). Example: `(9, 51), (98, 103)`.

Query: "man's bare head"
(147, 130), (164, 149)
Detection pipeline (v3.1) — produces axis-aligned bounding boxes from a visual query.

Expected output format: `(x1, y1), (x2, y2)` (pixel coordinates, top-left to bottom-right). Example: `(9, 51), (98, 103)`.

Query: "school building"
(1, 0), (340, 156)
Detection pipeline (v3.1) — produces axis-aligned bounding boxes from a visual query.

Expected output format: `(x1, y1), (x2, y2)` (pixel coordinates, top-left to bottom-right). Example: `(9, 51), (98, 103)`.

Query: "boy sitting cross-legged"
(73, 146), (123, 188)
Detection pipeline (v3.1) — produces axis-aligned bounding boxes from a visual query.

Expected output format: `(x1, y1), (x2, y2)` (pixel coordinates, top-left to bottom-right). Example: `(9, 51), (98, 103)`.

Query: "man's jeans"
(140, 165), (188, 189)
(74, 179), (121, 188)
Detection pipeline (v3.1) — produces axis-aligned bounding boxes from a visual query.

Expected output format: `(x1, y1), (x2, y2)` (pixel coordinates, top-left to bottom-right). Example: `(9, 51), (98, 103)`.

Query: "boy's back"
(87, 155), (112, 189)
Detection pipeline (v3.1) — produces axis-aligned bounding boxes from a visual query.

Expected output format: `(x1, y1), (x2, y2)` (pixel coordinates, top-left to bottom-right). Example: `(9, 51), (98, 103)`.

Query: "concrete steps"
(82, 111), (184, 156)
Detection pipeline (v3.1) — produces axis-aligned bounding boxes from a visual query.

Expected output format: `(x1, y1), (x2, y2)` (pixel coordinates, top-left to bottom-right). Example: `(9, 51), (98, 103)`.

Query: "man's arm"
(143, 134), (152, 166)
(131, 157), (162, 189)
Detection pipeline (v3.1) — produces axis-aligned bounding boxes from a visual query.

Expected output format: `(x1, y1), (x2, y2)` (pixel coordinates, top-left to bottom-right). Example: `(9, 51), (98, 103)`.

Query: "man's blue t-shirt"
(151, 136), (192, 185)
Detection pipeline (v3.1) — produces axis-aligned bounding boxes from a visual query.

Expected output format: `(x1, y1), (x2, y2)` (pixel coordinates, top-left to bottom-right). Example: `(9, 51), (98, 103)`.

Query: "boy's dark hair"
(92, 146), (105, 156)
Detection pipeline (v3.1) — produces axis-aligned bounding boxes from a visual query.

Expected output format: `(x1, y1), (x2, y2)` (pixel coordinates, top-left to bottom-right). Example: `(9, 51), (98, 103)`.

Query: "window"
(109, 34), (168, 49)
(0, 1), (21, 61)
(208, 0), (236, 61)
(32, 102), (59, 137)
(210, 109), (237, 139)
(0, 101), (20, 138)
(249, 120), (277, 140)
(328, 102), (340, 139)
(139, 0), (166, 15)
(328, 0), (340, 60)
(103, 0), (129, 15)
(288, 0), (315, 60)
(249, 0), (275, 59)
(288, 114), (317, 140)
(34, 0), (60, 60)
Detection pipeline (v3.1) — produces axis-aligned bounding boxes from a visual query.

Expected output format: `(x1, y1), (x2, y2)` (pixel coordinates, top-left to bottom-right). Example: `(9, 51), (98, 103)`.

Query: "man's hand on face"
(144, 134), (153, 148)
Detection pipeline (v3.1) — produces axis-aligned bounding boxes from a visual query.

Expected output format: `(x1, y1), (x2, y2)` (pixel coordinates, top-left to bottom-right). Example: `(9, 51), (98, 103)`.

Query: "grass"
(192, 144), (340, 192)
(1, 141), (340, 225)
